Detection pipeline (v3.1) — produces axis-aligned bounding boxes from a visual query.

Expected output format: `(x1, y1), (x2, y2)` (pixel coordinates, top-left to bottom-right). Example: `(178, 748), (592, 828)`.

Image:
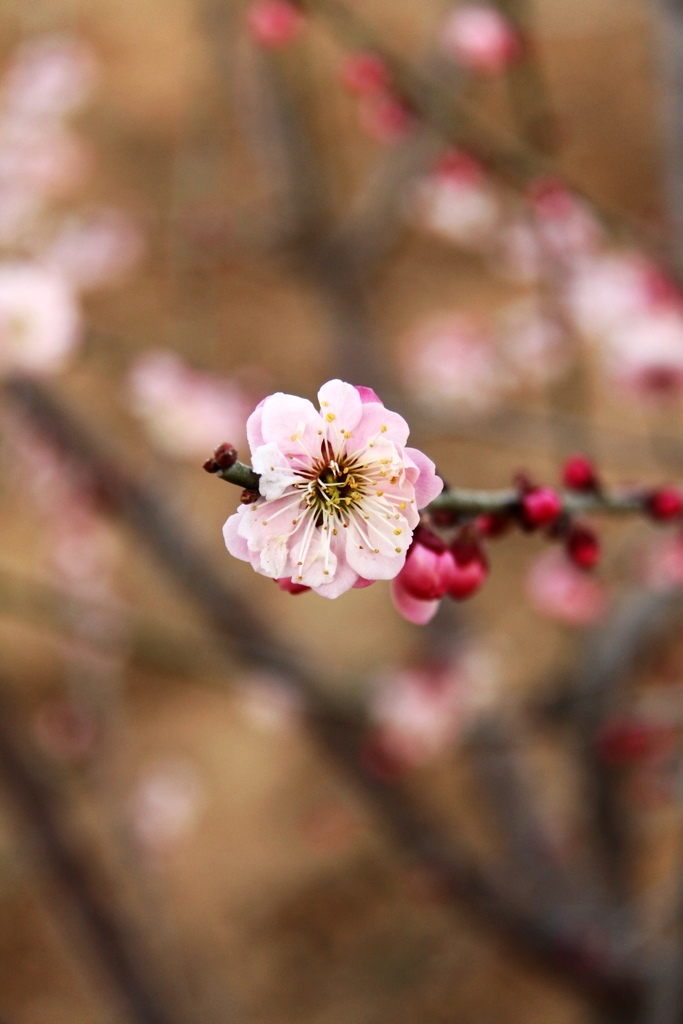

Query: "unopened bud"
(213, 442), (238, 469)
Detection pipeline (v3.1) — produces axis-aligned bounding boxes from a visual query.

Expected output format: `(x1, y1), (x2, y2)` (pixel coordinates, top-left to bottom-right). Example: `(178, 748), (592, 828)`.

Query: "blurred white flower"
(401, 315), (506, 416)
(3, 33), (99, 122)
(128, 350), (251, 458)
(0, 261), (81, 374)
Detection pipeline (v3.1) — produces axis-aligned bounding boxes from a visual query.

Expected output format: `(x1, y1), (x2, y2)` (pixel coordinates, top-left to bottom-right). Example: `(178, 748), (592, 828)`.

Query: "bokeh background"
(0, 0), (682, 1022)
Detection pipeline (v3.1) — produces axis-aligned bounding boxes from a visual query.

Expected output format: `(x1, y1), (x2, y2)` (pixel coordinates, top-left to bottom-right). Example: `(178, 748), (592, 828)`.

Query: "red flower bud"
(246, 0), (304, 48)
(339, 51), (390, 96)
(566, 524), (601, 570)
(212, 442), (238, 469)
(448, 536), (488, 600)
(520, 486), (562, 529)
(562, 454), (599, 492)
(647, 487), (683, 521)
(595, 718), (673, 767)
(399, 529), (455, 601)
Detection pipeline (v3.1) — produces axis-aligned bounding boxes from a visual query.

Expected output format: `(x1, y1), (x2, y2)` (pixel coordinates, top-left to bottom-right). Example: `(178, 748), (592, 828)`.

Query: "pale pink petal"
(404, 448), (443, 507)
(246, 397), (267, 451)
(312, 546), (359, 598)
(390, 577), (440, 624)
(318, 378), (364, 431)
(261, 392), (321, 450)
(352, 403), (410, 448)
(223, 509), (251, 560)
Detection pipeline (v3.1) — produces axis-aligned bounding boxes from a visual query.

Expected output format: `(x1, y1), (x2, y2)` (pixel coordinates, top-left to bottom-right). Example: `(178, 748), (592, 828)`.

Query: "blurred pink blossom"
(358, 93), (416, 145)
(128, 759), (204, 854)
(33, 696), (100, 765)
(409, 150), (500, 249)
(401, 315), (507, 415)
(3, 34), (99, 122)
(128, 351), (251, 458)
(237, 672), (304, 732)
(497, 299), (572, 385)
(602, 309), (683, 400)
(439, 4), (521, 74)
(0, 262), (81, 374)
(526, 550), (608, 626)
(368, 647), (498, 769)
(40, 208), (144, 291)
(566, 254), (677, 341)
(638, 533), (683, 590)
(528, 179), (604, 266)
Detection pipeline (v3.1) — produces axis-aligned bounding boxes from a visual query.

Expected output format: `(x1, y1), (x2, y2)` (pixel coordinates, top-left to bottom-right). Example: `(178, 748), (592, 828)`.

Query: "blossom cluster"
(0, 34), (142, 377)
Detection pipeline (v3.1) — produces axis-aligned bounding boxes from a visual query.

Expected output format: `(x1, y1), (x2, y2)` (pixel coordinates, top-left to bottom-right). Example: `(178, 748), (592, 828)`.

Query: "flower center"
(305, 454), (365, 521)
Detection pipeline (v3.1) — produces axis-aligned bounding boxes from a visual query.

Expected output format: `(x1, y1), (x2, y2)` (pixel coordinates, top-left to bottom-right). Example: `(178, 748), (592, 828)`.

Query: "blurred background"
(1, 0), (683, 1021)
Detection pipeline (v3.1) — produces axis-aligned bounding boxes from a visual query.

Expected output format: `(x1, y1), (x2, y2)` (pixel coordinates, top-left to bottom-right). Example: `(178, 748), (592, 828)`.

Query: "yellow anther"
(376, 490), (384, 497)
(326, 412), (335, 422)
(394, 529), (402, 535)
(399, 502), (406, 510)
(395, 547), (402, 553)
(381, 425), (387, 433)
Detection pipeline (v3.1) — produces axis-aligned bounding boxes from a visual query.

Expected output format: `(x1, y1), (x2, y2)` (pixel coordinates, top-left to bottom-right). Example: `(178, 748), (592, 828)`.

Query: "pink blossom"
(497, 299), (571, 385)
(566, 254), (676, 341)
(3, 34), (98, 121)
(602, 310), (683, 400)
(526, 550), (608, 626)
(223, 380), (442, 596)
(368, 647), (498, 768)
(128, 759), (204, 853)
(409, 150), (500, 248)
(358, 93), (416, 145)
(439, 4), (521, 74)
(40, 208), (144, 291)
(128, 351), (251, 458)
(0, 262), (81, 374)
(638, 533), (683, 590)
(528, 179), (603, 266)
(401, 315), (506, 416)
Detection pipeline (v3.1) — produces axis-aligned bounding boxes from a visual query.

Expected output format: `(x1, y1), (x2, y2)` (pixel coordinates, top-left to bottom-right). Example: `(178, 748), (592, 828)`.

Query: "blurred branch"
(497, 0), (558, 153)
(565, 592), (683, 906)
(0, 564), (231, 683)
(651, 0), (683, 264)
(0, 682), (187, 1024)
(3, 373), (644, 1013)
